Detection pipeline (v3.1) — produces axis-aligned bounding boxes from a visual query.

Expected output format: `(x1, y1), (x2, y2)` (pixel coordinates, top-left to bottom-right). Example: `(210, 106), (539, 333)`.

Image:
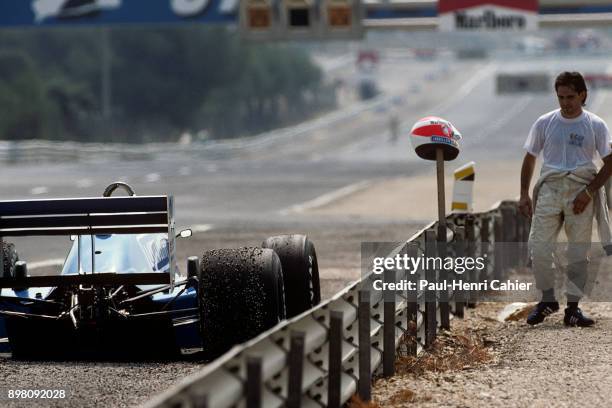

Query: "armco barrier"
(144, 199), (528, 408)
(0, 95), (394, 165)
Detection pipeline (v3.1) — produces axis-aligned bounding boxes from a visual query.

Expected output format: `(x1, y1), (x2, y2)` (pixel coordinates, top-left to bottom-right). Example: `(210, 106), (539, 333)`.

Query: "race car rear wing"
(0, 195), (176, 287)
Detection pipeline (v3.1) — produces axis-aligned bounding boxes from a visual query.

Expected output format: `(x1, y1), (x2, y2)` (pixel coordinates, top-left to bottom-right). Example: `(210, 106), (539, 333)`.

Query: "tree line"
(0, 26), (333, 143)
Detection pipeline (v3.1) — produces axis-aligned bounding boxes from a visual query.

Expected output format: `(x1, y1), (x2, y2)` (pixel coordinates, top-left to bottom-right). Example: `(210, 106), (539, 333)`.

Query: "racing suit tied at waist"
(532, 164), (612, 252)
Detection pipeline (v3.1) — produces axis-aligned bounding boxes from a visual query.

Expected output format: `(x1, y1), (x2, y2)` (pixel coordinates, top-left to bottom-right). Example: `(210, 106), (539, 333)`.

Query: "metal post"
(454, 226), (465, 318)
(287, 331), (305, 408)
(424, 230), (437, 348)
(519, 212), (530, 267)
(405, 243), (418, 356)
(480, 216), (490, 282)
(246, 355), (262, 408)
(465, 215), (476, 308)
(438, 233), (450, 330)
(494, 215), (503, 280)
(358, 290), (371, 401)
(383, 268), (396, 377)
(328, 311), (343, 408)
(516, 210), (524, 268)
(436, 148), (447, 232)
(435, 148), (450, 330)
(524, 215), (532, 267)
(502, 206), (517, 269)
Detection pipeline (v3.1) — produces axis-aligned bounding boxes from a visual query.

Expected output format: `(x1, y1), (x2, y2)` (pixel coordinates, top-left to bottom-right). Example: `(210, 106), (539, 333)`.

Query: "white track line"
(280, 181), (371, 215)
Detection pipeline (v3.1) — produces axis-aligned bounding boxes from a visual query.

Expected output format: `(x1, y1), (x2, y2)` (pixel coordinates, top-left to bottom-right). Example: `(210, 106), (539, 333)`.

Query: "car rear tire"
(262, 235), (321, 318)
(1, 242), (19, 278)
(199, 247), (285, 360)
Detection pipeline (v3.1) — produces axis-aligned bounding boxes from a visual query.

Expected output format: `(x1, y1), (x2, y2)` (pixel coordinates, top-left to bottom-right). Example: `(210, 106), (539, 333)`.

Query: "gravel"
(371, 302), (612, 408)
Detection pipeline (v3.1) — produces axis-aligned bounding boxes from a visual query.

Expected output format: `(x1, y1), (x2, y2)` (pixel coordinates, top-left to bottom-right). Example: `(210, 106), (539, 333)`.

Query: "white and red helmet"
(410, 116), (462, 161)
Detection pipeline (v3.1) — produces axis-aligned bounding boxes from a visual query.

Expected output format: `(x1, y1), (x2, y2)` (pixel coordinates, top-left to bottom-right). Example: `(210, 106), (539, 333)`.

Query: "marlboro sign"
(439, 0), (538, 31)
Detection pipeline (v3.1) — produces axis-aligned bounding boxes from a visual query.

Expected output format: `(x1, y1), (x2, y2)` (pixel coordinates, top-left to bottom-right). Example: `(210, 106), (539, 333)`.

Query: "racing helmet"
(410, 116), (462, 161)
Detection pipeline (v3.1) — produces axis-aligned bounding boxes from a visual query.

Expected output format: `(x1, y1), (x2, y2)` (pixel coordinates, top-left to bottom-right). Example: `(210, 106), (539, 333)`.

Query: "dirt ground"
(369, 301), (612, 408)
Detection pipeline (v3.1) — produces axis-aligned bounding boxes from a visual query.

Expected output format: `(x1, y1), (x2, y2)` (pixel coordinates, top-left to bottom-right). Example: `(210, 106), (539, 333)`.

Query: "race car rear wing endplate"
(0, 195), (176, 286)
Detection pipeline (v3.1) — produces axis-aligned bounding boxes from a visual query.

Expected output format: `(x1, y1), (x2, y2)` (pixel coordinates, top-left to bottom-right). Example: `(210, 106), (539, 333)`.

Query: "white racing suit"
(529, 164), (612, 298)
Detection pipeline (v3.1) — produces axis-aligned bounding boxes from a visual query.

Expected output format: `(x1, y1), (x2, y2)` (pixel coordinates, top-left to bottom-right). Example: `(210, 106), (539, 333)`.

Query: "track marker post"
(409, 116), (463, 338)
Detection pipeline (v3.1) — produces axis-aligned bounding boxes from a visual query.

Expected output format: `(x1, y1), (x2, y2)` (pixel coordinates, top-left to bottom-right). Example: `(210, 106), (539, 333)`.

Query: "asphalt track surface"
(1, 52), (612, 407)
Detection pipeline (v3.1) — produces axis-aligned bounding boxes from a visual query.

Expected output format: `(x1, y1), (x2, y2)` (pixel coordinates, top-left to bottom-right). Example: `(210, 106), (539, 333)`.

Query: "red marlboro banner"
(439, 0), (539, 31)
(439, 0), (538, 13)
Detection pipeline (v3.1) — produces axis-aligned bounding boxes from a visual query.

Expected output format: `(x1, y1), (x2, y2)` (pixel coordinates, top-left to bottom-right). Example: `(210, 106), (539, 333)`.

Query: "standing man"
(519, 71), (612, 327)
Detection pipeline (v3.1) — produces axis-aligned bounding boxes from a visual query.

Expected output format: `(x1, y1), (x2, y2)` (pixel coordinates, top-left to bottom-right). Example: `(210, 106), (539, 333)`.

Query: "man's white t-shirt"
(524, 109), (612, 171)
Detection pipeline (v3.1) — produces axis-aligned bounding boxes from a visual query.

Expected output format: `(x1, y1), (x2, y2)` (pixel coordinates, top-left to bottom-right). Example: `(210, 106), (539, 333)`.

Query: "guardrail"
(0, 95), (394, 165)
(144, 199), (529, 408)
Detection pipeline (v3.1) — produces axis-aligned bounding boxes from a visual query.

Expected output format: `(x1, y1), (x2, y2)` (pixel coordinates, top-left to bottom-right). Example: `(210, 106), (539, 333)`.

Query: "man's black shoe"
(564, 307), (595, 327)
(526, 301), (560, 325)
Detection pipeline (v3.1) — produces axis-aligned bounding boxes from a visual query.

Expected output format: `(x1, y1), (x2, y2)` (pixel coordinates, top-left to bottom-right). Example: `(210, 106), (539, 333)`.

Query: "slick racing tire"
(262, 235), (321, 318)
(1, 242), (19, 278)
(199, 247), (285, 360)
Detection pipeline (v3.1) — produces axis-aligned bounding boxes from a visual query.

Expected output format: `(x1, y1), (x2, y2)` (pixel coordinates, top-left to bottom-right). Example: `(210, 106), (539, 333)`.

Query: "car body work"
(0, 192), (202, 357)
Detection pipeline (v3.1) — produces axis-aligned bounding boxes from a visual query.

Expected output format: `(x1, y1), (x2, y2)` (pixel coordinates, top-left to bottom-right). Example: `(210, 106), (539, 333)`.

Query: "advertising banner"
(0, 0), (238, 27)
(439, 0), (538, 31)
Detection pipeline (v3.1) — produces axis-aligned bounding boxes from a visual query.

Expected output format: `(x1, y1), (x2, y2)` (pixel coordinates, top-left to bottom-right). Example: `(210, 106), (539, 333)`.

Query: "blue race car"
(0, 182), (320, 360)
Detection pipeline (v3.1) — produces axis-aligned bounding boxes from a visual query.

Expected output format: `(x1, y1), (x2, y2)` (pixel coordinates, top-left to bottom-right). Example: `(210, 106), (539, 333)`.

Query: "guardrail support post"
(287, 331), (305, 408)
(328, 310), (343, 408)
(501, 205), (517, 269)
(465, 215), (477, 308)
(383, 268), (396, 377)
(358, 290), (371, 401)
(437, 224), (450, 331)
(246, 355), (263, 408)
(518, 211), (530, 267)
(516, 209), (524, 268)
(454, 226), (465, 318)
(424, 230), (437, 348)
(480, 216), (490, 282)
(405, 243), (418, 356)
(494, 215), (503, 280)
